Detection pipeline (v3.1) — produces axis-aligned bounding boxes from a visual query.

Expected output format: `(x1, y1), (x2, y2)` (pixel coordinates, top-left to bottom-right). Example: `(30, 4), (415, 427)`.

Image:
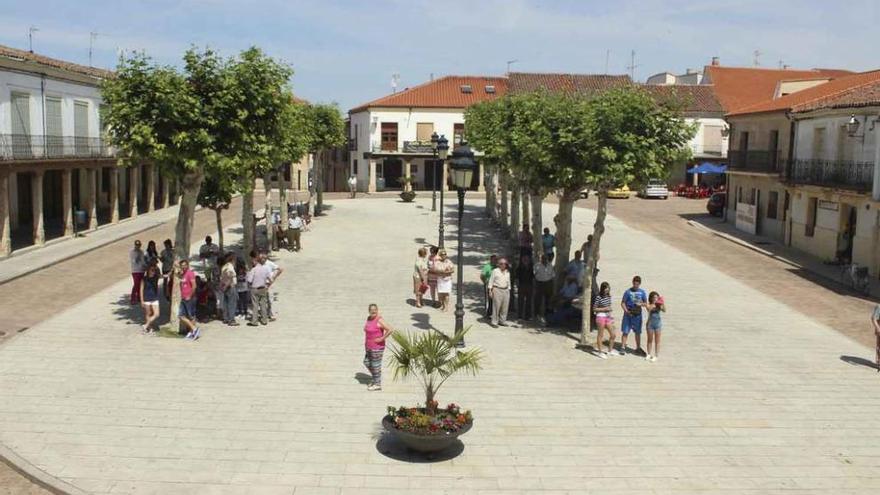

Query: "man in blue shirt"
(620, 275), (648, 356)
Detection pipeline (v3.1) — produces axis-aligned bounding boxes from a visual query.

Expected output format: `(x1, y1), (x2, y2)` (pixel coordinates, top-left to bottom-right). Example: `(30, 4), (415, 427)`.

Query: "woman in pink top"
(363, 304), (394, 391)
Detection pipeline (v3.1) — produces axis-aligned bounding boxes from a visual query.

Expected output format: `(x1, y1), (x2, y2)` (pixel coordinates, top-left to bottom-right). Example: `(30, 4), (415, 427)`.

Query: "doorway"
(838, 204), (856, 263)
(382, 158), (403, 190)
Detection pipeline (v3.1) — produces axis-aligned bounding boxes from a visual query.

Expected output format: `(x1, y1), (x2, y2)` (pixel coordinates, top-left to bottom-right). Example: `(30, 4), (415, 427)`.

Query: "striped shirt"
(593, 294), (612, 316)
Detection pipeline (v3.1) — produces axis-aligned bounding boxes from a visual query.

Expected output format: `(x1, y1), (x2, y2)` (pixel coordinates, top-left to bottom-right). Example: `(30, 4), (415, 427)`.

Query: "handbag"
(419, 282), (429, 294)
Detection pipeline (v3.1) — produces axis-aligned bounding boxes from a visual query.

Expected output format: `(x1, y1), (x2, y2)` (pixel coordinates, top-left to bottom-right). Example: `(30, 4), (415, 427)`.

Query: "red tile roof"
(350, 76), (507, 113)
(507, 72), (631, 94)
(729, 70), (880, 116)
(0, 43), (112, 80)
(704, 65), (853, 113)
(642, 84), (722, 114)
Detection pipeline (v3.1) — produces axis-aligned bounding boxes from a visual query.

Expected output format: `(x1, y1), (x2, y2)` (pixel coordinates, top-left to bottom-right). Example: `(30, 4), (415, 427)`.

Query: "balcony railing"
(0, 134), (115, 161)
(690, 143), (727, 157)
(788, 159), (874, 192)
(728, 149), (783, 173)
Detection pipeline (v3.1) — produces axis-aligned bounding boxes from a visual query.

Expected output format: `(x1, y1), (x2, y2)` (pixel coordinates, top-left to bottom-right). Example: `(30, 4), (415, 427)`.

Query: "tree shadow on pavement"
(840, 355), (880, 371)
(111, 295), (142, 325)
(354, 372), (372, 384)
(375, 431), (465, 463)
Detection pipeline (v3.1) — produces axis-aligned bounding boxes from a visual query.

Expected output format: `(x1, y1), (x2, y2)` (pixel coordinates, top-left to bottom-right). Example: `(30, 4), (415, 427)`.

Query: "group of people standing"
(592, 275), (666, 361)
(412, 246), (456, 311)
(128, 235), (285, 340)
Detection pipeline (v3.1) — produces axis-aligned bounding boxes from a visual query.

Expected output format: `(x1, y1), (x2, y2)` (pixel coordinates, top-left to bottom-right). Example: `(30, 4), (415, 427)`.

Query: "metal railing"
(0, 134), (115, 161)
(347, 138), (357, 151)
(728, 149), (783, 173)
(789, 159), (874, 191)
(690, 143), (727, 157)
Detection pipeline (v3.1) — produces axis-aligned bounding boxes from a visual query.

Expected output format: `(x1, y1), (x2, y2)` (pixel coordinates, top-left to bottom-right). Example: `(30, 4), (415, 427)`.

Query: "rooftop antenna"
(753, 49), (762, 67)
(626, 50), (640, 81)
(28, 26), (39, 53)
(391, 73), (400, 93)
(506, 59), (518, 75)
(604, 49), (610, 75)
(89, 32), (102, 67)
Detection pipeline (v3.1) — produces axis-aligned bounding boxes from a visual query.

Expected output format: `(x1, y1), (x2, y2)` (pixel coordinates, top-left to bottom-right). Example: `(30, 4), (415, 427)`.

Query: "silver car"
(640, 179), (669, 199)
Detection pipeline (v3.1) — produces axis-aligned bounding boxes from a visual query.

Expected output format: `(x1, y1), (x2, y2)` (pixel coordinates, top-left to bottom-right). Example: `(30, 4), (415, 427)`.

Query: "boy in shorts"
(620, 275), (647, 355)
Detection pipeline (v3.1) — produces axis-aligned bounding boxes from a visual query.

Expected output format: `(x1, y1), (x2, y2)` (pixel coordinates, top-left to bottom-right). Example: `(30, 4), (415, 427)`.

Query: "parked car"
(579, 187), (590, 199)
(639, 179), (669, 199)
(707, 192), (726, 217)
(607, 184), (632, 199)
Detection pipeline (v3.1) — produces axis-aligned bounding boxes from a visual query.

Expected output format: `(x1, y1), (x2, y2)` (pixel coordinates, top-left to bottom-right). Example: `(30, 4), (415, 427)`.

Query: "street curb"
(0, 443), (87, 495)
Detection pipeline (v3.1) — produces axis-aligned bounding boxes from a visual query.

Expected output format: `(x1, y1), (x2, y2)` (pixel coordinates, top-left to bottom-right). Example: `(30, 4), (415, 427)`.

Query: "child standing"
(236, 261), (249, 318)
(363, 304), (394, 391)
(592, 281), (617, 358)
(645, 292), (666, 361)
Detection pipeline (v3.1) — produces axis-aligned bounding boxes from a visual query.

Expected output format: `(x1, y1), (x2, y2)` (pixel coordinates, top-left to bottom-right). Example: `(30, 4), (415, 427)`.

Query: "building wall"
(727, 113), (793, 156)
(0, 69), (103, 138)
(726, 173), (787, 241)
(794, 111), (878, 163)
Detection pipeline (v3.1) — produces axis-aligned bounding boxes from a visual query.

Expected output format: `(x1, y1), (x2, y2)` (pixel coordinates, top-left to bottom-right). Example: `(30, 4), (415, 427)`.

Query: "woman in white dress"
(432, 249), (455, 311)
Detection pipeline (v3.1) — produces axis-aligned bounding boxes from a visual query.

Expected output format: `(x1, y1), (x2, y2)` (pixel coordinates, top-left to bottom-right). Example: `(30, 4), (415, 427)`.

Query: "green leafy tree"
(389, 328), (483, 415)
(197, 171), (237, 253)
(307, 103), (346, 216)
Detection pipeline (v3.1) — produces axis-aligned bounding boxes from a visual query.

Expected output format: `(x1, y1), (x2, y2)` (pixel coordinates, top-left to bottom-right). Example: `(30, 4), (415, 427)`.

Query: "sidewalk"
(687, 215), (880, 299)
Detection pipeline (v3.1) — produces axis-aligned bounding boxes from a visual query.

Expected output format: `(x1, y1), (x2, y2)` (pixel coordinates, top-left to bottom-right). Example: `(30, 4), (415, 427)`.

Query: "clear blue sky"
(1, 0), (877, 112)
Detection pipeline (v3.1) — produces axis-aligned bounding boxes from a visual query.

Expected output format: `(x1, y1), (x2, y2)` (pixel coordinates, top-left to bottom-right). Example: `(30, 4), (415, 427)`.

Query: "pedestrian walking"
(518, 223), (533, 258)
(219, 253), (239, 326)
(873, 305), (880, 371)
(140, 264), (161, 335)
(620, 275), (648, 356)
(516, 254), (534, 320)
(426, 246), (439, 306)
(480, 255), (498, 317)
(541, 227), (556, 260)
(160, 239), (174, 299)
(260, 252), (283, 320)
(129, 240), (146, 305)
(363, 303), (394, 391)
(177, 259), (201, 340)
(489, 258), (511, 327)
(645, 291), (666, 361)
(433, 249), (455, 312)
(413, 247), (429, 308)
(348, 175), (357, 198)
(287, 211), (304, 252)
(246, 254), (273, 326)
(534, 254), (555, 318)
(145, 240), (159, 267)
(592, 281), (617, 358)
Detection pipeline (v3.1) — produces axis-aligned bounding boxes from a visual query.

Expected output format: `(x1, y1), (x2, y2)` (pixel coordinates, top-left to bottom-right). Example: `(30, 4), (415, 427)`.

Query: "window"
(460, 84), (473, 94)
(416, 122), (434, 141)
(806, 197), (818, 237)
(45, 97), (63, 156)
(353, 159), (358, 175)
(74, 100), (90, 154)
(812, 127), (826, 159)
(10, 92), (31, 158)
(380, 122), (398, 151)
(703, 125), (723, 154)
(837, 125), (853, 162)
(485, 85), (496, 94)
(412, 164), (419, 174)
(768, 130), (779, 170)
(454, 123), (465, 145)
(767, 191), (779, 220)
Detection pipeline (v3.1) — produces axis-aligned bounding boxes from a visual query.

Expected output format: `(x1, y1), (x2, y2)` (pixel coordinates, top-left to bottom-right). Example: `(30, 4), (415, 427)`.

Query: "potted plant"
(383, 328), (483, 453)
(398, 177), (417, 202)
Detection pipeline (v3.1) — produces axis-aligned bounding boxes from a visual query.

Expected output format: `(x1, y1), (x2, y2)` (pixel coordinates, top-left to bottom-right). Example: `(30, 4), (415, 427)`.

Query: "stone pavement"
(1, 196), (880, 494)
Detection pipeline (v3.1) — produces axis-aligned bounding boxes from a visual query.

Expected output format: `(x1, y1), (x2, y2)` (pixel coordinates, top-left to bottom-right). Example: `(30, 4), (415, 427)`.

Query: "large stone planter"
(382, 414), (472, 453)
(399, 191), (416, 202)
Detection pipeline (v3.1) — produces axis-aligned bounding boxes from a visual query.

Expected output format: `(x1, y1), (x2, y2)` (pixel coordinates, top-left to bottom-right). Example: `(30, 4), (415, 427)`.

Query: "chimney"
(711, 56), (720, 66)
(685, 68), (696, 75)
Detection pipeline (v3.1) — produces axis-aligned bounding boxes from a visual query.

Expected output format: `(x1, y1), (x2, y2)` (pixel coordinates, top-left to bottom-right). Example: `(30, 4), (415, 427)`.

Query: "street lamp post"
(448, 142), (477, 348)
(436, 135), (449, 248)
(430, 133), (439, 212)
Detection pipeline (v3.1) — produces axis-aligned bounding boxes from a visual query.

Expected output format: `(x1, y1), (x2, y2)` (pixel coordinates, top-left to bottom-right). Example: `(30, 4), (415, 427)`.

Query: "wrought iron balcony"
(0, 134), (115, 161)
(788, 159), (874, 192)
(728, 149), (783, 173)
(691, 143), (727, 158)
(347, 137), (357, 151)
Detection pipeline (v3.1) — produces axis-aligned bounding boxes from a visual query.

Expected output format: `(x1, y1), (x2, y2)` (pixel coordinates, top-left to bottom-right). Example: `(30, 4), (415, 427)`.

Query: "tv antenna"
(89, 32), (103, 67)
(626, 50), (640, 80)
(604, 49), (610, 75)
(506, 59), (518, 75)
(391, 73), (400, 93)
(753, 49), (762, 67)
(28, 26), (39, 52)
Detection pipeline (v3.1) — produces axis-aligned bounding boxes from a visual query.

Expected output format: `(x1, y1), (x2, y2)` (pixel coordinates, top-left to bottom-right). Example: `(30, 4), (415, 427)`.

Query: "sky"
(0, 0), (878, 112)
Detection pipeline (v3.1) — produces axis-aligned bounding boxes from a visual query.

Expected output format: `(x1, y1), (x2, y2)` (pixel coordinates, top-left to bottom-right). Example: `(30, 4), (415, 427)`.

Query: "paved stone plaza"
(1, 196), (879, 494)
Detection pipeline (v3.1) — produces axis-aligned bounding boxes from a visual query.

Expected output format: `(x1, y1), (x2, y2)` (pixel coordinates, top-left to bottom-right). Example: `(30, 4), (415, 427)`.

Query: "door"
(768, 130), (779, 171)
(11, 92), (31, 158)
(383, 158), (403, 189)
(45, 97), (63, 157)
(423, 160), (441, 190)
(380, 122), (398, 151)
(74, 101), (89, 155)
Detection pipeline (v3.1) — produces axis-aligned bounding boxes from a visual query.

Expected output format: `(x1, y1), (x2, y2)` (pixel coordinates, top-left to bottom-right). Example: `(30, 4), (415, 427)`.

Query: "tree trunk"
(242, 185), (255, 267)
(426, 385), (437, 415)
(499, 170), (509, 234)
(521, 188), (530, 229)
(316, 150), (324, 215)
(509, 186), (520, 251)
(264, 173), (273, 250)
(530, 191), (544, 260)
(553, 189), (579, 282)
(279, 173), (289, 231)
(214, 208), (224, 253)
(484, 163), (492, 217)
(489, 165), (499, 222)
(168, 169), (203, 332)
(580, 190), (608, 345)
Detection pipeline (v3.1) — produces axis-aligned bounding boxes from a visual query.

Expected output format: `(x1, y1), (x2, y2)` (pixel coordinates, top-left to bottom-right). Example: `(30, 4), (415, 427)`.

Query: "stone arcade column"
(32, 170), (45, 246)
(0, 170), (10, 256)
(62, 168), (73, 236)
(368, 159), (377, 193)
(88, 168), (98, 231)
(442, 161), (449, 192)
(129, 165), (139, 219)
(478, 161), (485, 192)
(109, 167), (119, 224)
(404, 159), (412, 192)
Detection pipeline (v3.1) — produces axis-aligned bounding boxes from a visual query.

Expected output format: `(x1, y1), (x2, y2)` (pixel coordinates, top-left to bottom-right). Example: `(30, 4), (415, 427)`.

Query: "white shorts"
(437, 278), (453, 294)
(143, 300), (159, 309)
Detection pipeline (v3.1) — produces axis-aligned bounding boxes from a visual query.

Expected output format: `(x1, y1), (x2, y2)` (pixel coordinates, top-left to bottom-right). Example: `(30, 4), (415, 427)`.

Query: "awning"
(688, 162), (727, 174)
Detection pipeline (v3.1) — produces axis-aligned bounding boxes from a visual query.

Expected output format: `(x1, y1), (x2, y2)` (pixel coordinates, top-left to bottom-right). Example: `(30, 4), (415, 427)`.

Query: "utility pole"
(753, 49), (762, 67)
(506, 59), (518, 75)
(89, 32), (100, 67)
(626, 50), (640, 81)
(28, 26), (38, 52)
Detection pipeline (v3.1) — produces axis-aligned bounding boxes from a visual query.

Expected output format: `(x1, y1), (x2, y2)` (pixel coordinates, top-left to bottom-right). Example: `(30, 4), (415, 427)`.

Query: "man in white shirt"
(129, 240), (146, 305)
(533, 254), (555, 318)
(199, 236), (220, 282)
(348, 175), (357, 198)
(287, 211), (305, 252)
(488, 258), (512, 327)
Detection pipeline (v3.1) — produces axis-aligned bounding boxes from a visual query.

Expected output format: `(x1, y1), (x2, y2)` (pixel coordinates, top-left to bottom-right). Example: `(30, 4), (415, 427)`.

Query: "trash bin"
(377, 177), (386, 192)
(74, 210), (88, 228)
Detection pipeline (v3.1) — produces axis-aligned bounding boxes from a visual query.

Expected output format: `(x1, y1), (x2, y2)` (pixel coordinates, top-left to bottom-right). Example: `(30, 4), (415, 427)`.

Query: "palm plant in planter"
(398, 176), (417, 202)
(383, 327), (483, 453)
